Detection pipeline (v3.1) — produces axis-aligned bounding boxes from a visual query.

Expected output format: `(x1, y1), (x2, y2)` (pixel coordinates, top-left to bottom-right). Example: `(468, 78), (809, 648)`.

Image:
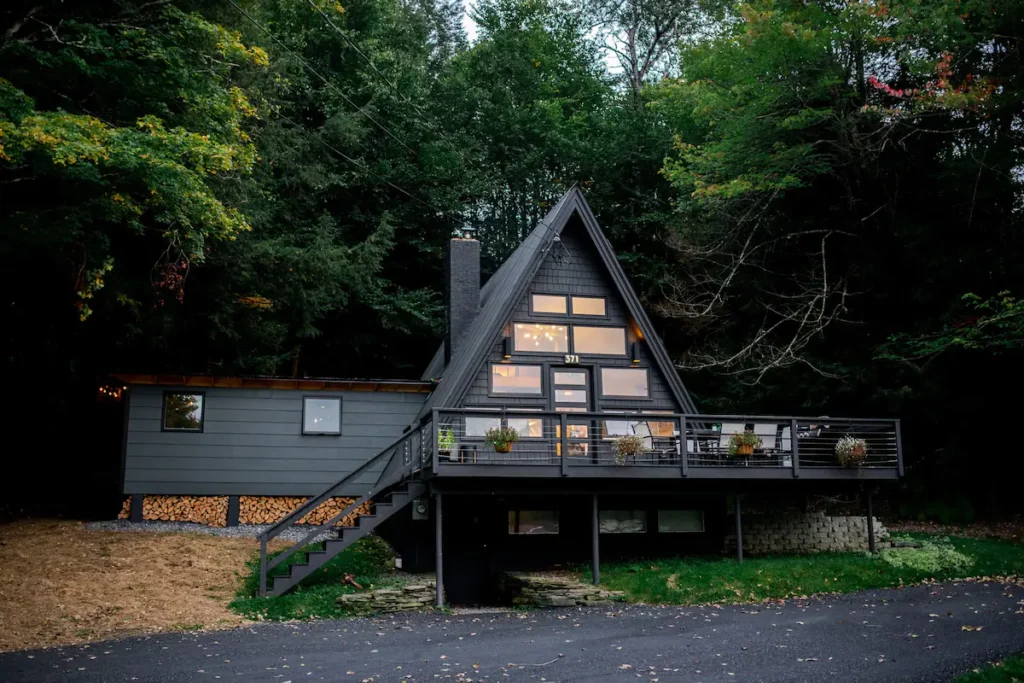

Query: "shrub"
(879, 536), (975, 574)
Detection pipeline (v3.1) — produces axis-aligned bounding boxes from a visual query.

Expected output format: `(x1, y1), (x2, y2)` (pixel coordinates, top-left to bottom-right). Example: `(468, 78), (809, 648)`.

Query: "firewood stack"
(115, 495), (371, 527)
(239, 496), (369, 526)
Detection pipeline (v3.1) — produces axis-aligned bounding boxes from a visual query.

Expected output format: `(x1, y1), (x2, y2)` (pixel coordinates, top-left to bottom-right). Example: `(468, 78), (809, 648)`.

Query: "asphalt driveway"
(3, 581), (1023, 682)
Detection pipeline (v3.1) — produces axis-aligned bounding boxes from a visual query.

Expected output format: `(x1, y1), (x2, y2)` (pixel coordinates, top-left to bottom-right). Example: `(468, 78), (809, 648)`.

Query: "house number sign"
(563, 354), (580, 364)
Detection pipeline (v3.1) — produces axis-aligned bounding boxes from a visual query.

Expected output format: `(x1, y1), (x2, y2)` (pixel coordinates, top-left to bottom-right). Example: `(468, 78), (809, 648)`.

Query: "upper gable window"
(514, 323), (569, 353)
(491, 364), (543, 395)
(571, 297), (606, 316)
(163, 392), (204, 432)
(573, 326), (626, 355)
(532, 294), (567, 315)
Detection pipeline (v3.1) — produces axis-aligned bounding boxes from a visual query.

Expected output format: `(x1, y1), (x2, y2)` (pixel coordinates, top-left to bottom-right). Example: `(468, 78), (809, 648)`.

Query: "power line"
(304, 0), (477, 169)
(223, 0), (418, 155)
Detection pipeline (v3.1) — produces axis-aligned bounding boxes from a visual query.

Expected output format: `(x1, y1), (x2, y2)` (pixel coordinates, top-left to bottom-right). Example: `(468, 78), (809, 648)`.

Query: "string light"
(98, 385), (125, 400)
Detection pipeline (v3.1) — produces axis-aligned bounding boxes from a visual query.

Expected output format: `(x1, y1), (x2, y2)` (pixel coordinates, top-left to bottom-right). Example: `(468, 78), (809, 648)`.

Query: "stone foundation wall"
(116, 495), (369, 527)
(498, 573), (625, 607)
(725, 511), (888, 555)
(337, 579), (437, 613)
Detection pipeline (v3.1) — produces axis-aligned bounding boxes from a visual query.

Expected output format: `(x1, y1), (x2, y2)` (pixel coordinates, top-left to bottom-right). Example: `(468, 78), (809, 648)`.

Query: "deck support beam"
(866, 489), (876, 554)
(734, 494), (743, 563)
(591, 493), (600, 585)
(130, 494), (144, 522)
(435, 492), (444, 607)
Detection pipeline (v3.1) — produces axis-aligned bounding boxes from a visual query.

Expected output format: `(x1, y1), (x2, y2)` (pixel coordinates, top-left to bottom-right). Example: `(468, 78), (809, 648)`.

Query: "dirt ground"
(0, 520), (284, 652)
(886, 516), (1024, 541)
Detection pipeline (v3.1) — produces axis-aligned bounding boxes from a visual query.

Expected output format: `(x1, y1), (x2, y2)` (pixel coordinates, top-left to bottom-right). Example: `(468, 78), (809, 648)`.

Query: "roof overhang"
(111, 373), (436, 393)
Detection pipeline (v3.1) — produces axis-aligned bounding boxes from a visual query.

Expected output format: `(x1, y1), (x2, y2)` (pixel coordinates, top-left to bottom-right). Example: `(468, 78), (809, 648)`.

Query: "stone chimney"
(444, 234), (480, 365)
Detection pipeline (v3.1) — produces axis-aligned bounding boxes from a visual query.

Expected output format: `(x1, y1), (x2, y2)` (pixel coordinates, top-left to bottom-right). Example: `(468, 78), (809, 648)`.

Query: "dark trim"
(528, 292), (569, 316)
(866, 490), (876, 553)
(487, 362), (545, 398)
(433, 463), (901, 480)
(119, 387), (132, 495)
(301, 395), (343, 435)
(130, 494), (144, 522)
(734, 495), (743, 563)
(591, 494), (600, 585)
(160, 390), (206, 433)
(227, 496), (240, 526)
(597, 366), (652, 400)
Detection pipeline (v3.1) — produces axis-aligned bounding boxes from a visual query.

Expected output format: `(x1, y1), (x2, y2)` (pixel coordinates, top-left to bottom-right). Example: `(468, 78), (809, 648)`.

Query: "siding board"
(122, 385), (425, 496)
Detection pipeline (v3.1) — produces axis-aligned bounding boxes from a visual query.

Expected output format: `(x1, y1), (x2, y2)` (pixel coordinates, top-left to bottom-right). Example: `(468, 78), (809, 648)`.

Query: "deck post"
(227, 496), (240, 527)
(734, 495), (743, 563)
(790, 418), (800, 478)
(435, 492), (444, 607)
(894, 420), (904, 478)
(560, 413), (569, 476)
(129, 494), (144, 522)
(591, 493), (600, 585)
(259, 535), (268, 596)
(431, 408), (440, 472)
(866, 489), (877, 554)
(680, 415), (688, 477)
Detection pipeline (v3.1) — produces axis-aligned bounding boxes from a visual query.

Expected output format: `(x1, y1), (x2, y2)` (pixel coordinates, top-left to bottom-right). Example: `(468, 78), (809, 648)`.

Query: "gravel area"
(85, 519), (331, 543)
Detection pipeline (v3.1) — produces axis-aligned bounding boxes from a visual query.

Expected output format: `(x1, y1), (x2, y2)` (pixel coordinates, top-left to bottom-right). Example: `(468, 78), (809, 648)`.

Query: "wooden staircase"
(258, 424), (428, 596)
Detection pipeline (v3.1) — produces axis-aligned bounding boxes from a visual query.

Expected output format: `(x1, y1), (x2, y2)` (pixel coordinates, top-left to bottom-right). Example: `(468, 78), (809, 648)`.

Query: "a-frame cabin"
(115, 188), (902, 602)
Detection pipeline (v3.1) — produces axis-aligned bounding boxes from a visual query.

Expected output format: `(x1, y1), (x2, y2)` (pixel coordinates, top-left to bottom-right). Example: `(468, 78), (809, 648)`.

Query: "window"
(514, 323), (569, 353)
(303, 397), (341, 435)
(602, 416), (676, 438)
(573, 326), (626, 355)
(600, 509), (648, 534)
(658, 510), (705, 533)
(600, 368), (649, 397)
(572, 296), (606, 316)
(553, 371), (587, 385)
(465, 415), (502, 437)
(554, 389), (588, 403)
(507, 417), (543, 438)
(508, 510), (559, 534)
(491, 365), (542, 395)
(532, 294), (567, 314)
(163, 392), (204, 431)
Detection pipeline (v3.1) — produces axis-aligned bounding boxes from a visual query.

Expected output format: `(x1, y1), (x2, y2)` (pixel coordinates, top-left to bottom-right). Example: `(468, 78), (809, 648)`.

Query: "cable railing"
(430, 409), (902, 476)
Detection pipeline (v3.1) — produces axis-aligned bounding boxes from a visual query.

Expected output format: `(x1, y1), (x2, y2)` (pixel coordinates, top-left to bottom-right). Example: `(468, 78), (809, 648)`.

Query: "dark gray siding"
(123, 386), (427, 496)
(462, 218), (681, 413)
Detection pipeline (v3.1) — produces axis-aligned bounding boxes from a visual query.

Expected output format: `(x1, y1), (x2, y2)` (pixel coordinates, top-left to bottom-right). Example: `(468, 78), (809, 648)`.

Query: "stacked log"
(238, 496), (370, 526)
(141, 496), (229, 526)
(116, 497), (132, 520)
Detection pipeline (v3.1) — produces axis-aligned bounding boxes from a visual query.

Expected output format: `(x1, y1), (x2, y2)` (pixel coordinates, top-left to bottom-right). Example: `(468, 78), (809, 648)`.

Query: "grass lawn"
(955, 654), (1024, 682)
(230, 535), (420, 621)
(582, 533), (1024, 606)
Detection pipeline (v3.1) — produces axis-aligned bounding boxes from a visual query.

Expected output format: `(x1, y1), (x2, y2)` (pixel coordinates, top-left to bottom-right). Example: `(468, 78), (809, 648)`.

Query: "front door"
(550, 367), (593, 460)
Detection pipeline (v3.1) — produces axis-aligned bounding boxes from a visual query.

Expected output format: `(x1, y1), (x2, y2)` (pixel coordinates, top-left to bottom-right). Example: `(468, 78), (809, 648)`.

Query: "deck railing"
(429, 409), (902, 477)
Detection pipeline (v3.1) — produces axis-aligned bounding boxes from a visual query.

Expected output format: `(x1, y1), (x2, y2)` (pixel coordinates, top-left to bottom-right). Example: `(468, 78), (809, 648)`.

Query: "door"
(550, 367), (593, 461)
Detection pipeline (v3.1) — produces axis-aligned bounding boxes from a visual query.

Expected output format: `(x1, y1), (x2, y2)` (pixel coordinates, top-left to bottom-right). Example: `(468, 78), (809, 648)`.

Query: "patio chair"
(753, 423), (779, 452)
(780, 426), (793, 467)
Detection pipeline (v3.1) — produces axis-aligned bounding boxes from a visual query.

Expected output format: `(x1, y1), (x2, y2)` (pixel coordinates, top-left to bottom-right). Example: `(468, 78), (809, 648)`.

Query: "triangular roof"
(419, 187), (697, 418)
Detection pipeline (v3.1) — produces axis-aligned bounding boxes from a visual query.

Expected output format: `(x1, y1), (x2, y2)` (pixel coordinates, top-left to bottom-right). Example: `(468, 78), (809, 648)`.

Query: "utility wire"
(224, 0), (417, 155)
(304, 0), (477, 169)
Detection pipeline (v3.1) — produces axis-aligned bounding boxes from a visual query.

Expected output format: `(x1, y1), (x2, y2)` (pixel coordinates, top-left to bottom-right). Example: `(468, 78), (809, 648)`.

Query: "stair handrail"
(257, 424), (427, 596)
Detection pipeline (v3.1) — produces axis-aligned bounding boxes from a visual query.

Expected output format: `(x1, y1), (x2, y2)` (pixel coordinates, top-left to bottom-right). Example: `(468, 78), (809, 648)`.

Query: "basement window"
(303, 397), (342, 435)
(162, 392), (204, 432)
(599, 509), (648, 534)
(658, 510), (705, 533)
(508, 510), (559, 535)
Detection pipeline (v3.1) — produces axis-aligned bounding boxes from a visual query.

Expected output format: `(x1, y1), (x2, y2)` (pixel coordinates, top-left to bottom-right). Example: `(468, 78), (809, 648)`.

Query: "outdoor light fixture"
(503, 336), (513, 360)
(631, 341), (641, 364)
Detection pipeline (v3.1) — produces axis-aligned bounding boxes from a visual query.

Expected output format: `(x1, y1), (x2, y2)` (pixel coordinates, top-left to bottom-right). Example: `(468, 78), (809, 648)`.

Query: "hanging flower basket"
(485, 426), (519, 454)
(727, 430), (762, 457)
(437, 427), (455, 455)
(836, 436), (868, 467)
(612, 435), (646, 466)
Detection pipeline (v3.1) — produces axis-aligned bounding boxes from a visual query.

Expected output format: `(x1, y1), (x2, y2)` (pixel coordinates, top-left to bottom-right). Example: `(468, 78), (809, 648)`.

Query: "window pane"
(555, 424), (590, 438)
(600, 509), (648, 534)
(572, 297), (606, 316)
(532, 294), (567, 314)
(507, 417), (543, 438)
(573, 326), (626, 355)
(658, 510), (705, 533)
(553, 371), (586, 385)
(601, 368), (649, 397)
(508, 510), (559, 534)
(164, 393), (203, 431)
(491, 365), (542, 394)
(602, 420), (632, 437)
(555, 389), (587, 403)
(514, 323), (569, 353)
(556, 406), (587, 413)
(304, 398), (341, 434)
(465, 416), (501, 437)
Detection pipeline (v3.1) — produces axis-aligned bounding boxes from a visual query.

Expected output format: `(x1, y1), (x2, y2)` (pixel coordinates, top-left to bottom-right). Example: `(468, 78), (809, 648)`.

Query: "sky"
(462, 0), (479, 42)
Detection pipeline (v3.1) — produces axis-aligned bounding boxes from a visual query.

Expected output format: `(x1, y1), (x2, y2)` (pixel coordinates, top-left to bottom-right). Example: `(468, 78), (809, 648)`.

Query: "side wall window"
(303, 397), (342, 435)
(162, 392), (205, 432)
(508, 510), (560, 534)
